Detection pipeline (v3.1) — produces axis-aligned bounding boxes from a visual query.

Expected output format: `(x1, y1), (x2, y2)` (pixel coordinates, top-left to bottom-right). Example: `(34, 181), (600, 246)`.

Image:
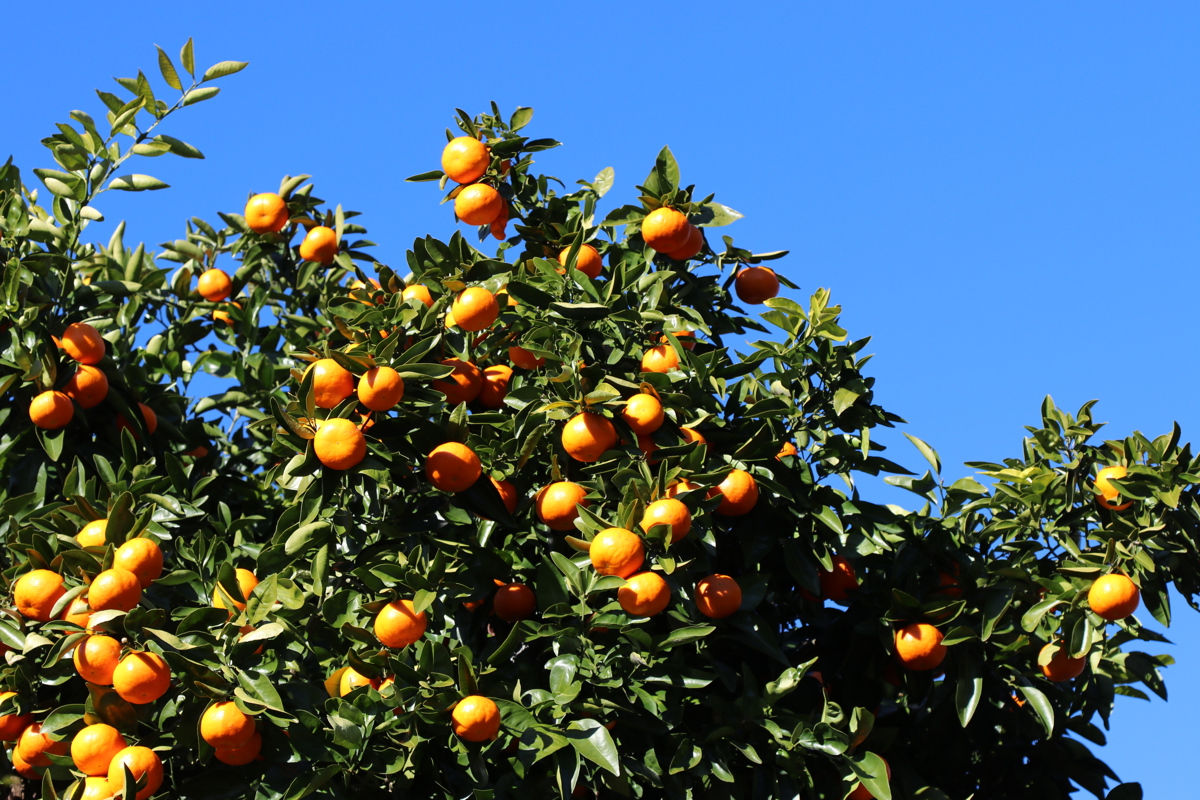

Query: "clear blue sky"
(6, 2), (1199, 794)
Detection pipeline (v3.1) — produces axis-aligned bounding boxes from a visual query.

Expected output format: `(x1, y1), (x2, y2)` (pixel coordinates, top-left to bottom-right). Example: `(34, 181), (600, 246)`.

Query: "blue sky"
(6, 2), (1199, 794)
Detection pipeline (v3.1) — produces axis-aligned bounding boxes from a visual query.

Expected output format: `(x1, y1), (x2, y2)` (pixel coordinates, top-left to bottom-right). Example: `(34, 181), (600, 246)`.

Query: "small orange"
(934, 567), (963, 599)
(71, 722), (127, 776)
(709, 469), (759, 516)
(14, 569), (66, 622)
(115, 402), (156, 436)
(661, 330), (696, 350)
(77, 518), (108, 548)
(244, 192), (290, 233)
(680, 427), (706, 446)
(112, 538), (164, 589)
(803, 555), (859, 604)
(490, 477), (519, 514)
(61, 322), (106, 364)
(215, 730), (262, 766)
(1088, 574), (1140, 621)
(307, 358), (356, 409)
(590, 528), (645, 578)
(509, 345), (546, 370)
(212, 301), (241, 325)
(490, 204), (509, 240)
(16, 722), (68, 767)
(734, 266), (780, 304)
(89, 569), (141, 613)
(452, 287), (500, 332)
(358, 366), (404, 411)
(401, 284), (435, 308)
(1095, 465), (1133, 511)
(777, 441), (798, 460)
(314, 417), (367, 470)
(619, 572), (671, 616)
(374, 599), (428, 648)
(558, 244), (603, 279)
(299, 225), (339, 264)
(339, 667), (382, 696)
(106, 745), (163, 800)
(664, 479), (699, 499)
(1039, 643), (1086, 682)
(0, 692), (32, 741)
(451, 695), (501, 742)
(637, 434), (661, 463)
(536, 482), (590, 531)
(432, 358), (483, 405)
(455, 184), (504, 226)
(695, 574), (742, 619)
(213, 568), (260, 615)
(664, 224), (704, 261)
(426, 442), (482, 493)
(494, 583), (536, 622)
(63, 595), (91, 628)
(74, 634), (123, 685)
(641, 207), (690, 252)
(200, 701), (256, 749)
(29, 390), (74, 430)
(477, 364), (513, 409)
(621, 394), (664, 435)
(80, 777), (112, 800)
(11, 746), (40, 778)
(442, 137), (491, 184)
(197, 268), (233, 301)
(112, 650), (171, 704)
(895, 623), (947, 671)
(641, 344), (680, 373)
(64, 364), (109, 409)
(561, 412), (618, 463)
(640, 498), (692, 543)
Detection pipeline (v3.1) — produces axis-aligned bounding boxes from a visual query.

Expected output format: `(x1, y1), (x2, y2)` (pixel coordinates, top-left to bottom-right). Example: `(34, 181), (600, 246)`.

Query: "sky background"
(5, 1), (1199, 795)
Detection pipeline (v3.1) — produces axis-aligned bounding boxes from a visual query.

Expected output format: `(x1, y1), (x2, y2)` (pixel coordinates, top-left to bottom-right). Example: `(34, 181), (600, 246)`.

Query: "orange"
(0, 692), (31, 741)
(64, 364), (109, 409)
(185, 444), (210, 457)
(589, 528), (645, 578)
(79, 776), (113, 800)
(679, 427), (706, 446)
(777, 441), (798, 459)
(621, 394), (664, 435)
(641, 207), (690, 252)
(558, 244), (603, 279)
(212, 301), (241, 325)
(509, 345), (546, 370)
(452, 287), (500, 332)
(401, 283), (435, 308)
(89, 569), (141, 613)
(16, 722), (68, 767)
(200, 701), (256, 749)
(339, 667), (382, 696)
(479, 364), (512, 409)
(619, 572), (671, 616)
(561, 412), (618, 463)
(1040, 643), (1086, 682)
(299, 225), (339, 264)
(14, 569), (66, 622)
(640, 498), (692, 543)
(734, 266), (780, 304)
(494, 583), (536, 622)
(426, 442), (482, 492)
(307, 358), (356, 409)
(197, 268), (232, 301)
(709, 469), (759, 516)
(115, 402), (156, 437)
(1095, 465), (1133, 511)
(61, 322), (106, 364)
(63, 595), (91, 628)
(641, 344), (679, 373)
(637, 434), (661, 463)
(12, 746), (40, 778)
(106, 745), (163, 800)
(215, 730), (262, 766)
(536, 482), (590, 531)
(244, 192), (290, 233)
(451, 695), (501, 742)
(490, 477), (519, 514)
(112, 650), (171, 704)
(71, 722), (127, 776)
(375, 599), (428, 648)
(665, 224), (704, 260)
(433, 358), (483, 405)
(213, 568), (260, 614)
(29, 390), (74, 429)
(112, 538), (163, 589)
(358, 366), (404, 411)
(1088, 574), (1140, 621)
(848, 756), (891, 800)
(74, 634), (122, 685)
(663, 479), (699, 499)
(895, 623), (946, 671)
(804, 555), (859, 604)
(490, 204), (509, 240)
(441, 136), (491, 184)
(661, 330), (696, 350)
(934, 567), (963, 599)
(455, 184), (504, 226)
(314, 417), (367, 470)
(695, 574), (742, 619)
(77, 518), (108, 547)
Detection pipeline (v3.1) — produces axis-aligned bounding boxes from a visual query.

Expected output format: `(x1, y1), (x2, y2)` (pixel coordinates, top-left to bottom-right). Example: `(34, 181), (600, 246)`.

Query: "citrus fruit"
(1039, 643), (1086, 682)
(299, 225), (338, 264)
(641, 207), (690, 251)
(661, 330), (696, 350)
(664, 479), (700, 498)
(401, 283), (434, 308)
(77, 518), (108, 547)
(1088, 573), (1140, 621)
(637, 434), (661, 462)
(89, 568), (141, 613)
(426, 442), (482, 492)
(477, 364), (513, 409)
(451, 695), (501, 742)
(244, 192), (289, 233)
(197, 268), (232, 301)
(806, 555), (858, 604)
(451, 287), (499, 332)
(641, 344), (679, 373)
(71, 722), (127, 776)
(29, 390), (73, 429)
(621, 394), (664, 435)
(734, 266), (780, 304)
(441, 137), (490, 184)
(509, 345), (546, 370)
(339, 667), (382, 696)
(358, 366), (404, 411)
(215, 730), (262, 766)
(589, 528), (645, 578)
(665, 224), (704, 260)
(679, 427), (706, 446)
(490, 204), (509, 239)
(0, 692), (32, 741)
(213, 568), (259, 614)
(455, 184), (504, 226)
(115, 402), (157, 436)
(307, 358), (355, 409)
(934, 567), (963, 599)
(709, 469), (759, 515)
(64, 364), (109, 409)
(561, 412), (618, 463)
(11, 746), (40, 778)
(79, 776), (113, 800)
(375, 599), (428, 648)
(63, 596), (91, 628)
(895, 623), (947, 671)
(212, 301), (241, 324)
(61, 322), (105, 364)
(112, 538), (164, 589)
(777, 440), (798, 459)
(695, 574), (742, 619)
(432, 358), (483, 405)
(1095, 465), (1133, 511)
(106, 745), (163, 800)
(314, 417), (367, 470)
(14, 569), (66, 622)
(200, 701), (256, 749)
(618, 572), (671, 616)
(494, 583), (536, 622)
(17, 722), (68, 767)
(558, 244), (603, 279)
(74, 634), (122, 685)
(112, 650), (171, 704)
(536, 481), (590, 531)
(490, 477), (519, 514)
(640, 498), (692, 543)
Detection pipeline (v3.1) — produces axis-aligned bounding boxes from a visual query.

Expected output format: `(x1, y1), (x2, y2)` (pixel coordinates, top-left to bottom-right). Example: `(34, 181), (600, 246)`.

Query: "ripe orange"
(455, 184), (504, 226)
(115, 402), (157, 437)
(621, 394), (664, 435)
(106, 745), (163, 800)
(558, 244), (603, 279)
(479, 364), (513, 409)
(637, 434), (661, 463)
(212, 301), (241, 325)
(509, 345), (546, 370)
(63, 596), (91, 628)
(808, 555), (859, 604)
(709, 469), (759, 516)
(665, 224), (704, 260)
(1095, 465), (1133, 511)
(401, 283), (435, 308)
(641, 344), (679, 373)
(74, 634), (122, 685)
(71, 722), (127, 776)
(433, 358), (483, 405)
(452, 287), (500, 332)
(64, 364), (109, 409)
(426, 442), (482, 493)
(339, 666), (382, 696)
(1088, 573), (1140, 621)
(29, 390), (74, 429)
(244, 192), (289, 233)
(14, 569), (66, 622)
(777, 440), (798, 459)
(695, 574), (742, 619)
(358, 366), (404, 411)
(215, 730), (262, 766)
(490, 477), (519, 514)
(375, 599), (428, 648)
(61, 322), (106, 364)
(1039, 643), (1086, 682)
(80, 776), (112, 800)
(562, 412), (618, 463)
(895, 623), (947, 671)
(442, 136), (491, 184)
(0, 692), (32, 741)
(494, 583), (536, 622)
(451, 695), (501, 742)
(589, 528), (645, 578)
(848, 756), (891, 800)
(200, 701), (256, 749)
(213, 568), (260, 614)
(314, 417), (367, 470)
(299, 225), (339, 264)
(11, 746), (40, 779)
(112, 538), (164, 589)
(17, 722), (68, 767)
(89, 568), (141, 613)
(112, 650), (171, 704)
(490, 203), (509, 240)
(640, 498), (692, 543)
(664, 479), (699, 499)
(661, 330), (696, 350)
(307, 358), (355, 409)
(536, 482), (590, 531)
(680, 427), (706, 446)
(197, 268), (233, 301)
(734, 266), (780, 304)
(934, 567), (963, 599)
(641, 207), (690, 252)
(77, 518), (108, 547)
(619, 572), (671, 616)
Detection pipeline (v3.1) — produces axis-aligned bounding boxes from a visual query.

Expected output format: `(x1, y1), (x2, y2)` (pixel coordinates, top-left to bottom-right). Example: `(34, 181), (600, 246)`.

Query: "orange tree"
(0, 43), (1195, 800)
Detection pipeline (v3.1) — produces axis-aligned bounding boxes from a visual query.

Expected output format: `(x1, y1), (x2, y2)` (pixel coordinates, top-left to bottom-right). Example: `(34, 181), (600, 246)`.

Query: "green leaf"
(405, 170), (444, 183)
(694, 202), (743, 228)
(155, 135), (204, 159)
(592, 167), (614, 198)
(107, 174), (169, 192)
(656, 625), (715, 650)
(848, 751), (891, 800)
(1020, 598), (1061, 632)
(182, 86), (221, 106)
(180, 38), (195, 76)
(565, 719), (620, 776)
(510, 107), (534, 132)
(202, 60), (249, 81)
(903, 432), (942, 475)
(1016, 683), (1054, 736)
(156, 46), (183, 90)
(832, 387), (860, 417)
(1107, 784), (1143, 800)
(955, 654), (982, 727)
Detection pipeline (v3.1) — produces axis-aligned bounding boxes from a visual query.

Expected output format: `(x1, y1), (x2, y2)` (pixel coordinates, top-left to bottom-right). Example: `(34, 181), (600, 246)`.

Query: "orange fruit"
(734, 266), (780, 304)
(1040, 643), (1086, 682)
(509, 344), (546, 370)
(185, 444), (210, 458)
(777, 440), (798, 459)
(29, 390), (74, 429)
(494, 583), (536, 622)
(63, 596), (91, 628)
(663, 479), (699, 499)
(621, 394), (664, 435)
(402, 283), (435, 308)
(14, 569), (66, 622)
(490, 204), (509, 240)
(934, 567), (963, 599)
(106, 745), (163, 800)
(441, 136), (490, 184)
(679, 427), (706, 446)
(77, 518), (108, 547)
(0, 692), (31, 741)
(641, 344), (679, 373)
(213, 568), (260, 615)
(11, 746), (40, 778)
(112, 538), (163, 589)
(478, 364), (512, 409)
(558, 244), (603, 279)
(74, 634), (122, 685)
(200, 701), (256, 749)
(89, 569), (141, 613)
(619, 572), (671, 616)
(664, 224), (704, 260)
(1095, 465), (1133, 511)
(71, 722), (127, 776)
(197, 268), (232, 301)
(641, 207), (690, 252)
(640, 498), (692, 543)
(307, 358), (355, 409)
(64, 364), (109, 409)
(215, 730), (262, 766)
(695, 574), (742, 619)
(490, 477), (519, 514)
(536, 482), (590, 531)
(61, 322), (106, 364)
(661, 330), (696, 350)
(375, 599), (428, 648)
(314, 417), (367, 470)
(244, 192), (289, 233)
(339, 667), (382, 696)
(358, 366), (404, 411)
(299, 225), (338, 264)
(709, 468), (759, 516)
(637, 434), (661, 463)
(1088, 573), (1140, 621)
(17, 722), (68, 767)
(212, 301), (241, 325)
(895, 623), (947, 671)
(426, 442), (482, 493)
(455, 184), (504, 226)
(803, 555), (859, 604)
(432, 358), (483, 405)
(114, 402), (157, 437)
(848, 756), (891, 800)
(451, 695), (501, 742)
(80, 776), (113, 800)
(452, 287), (500, 332)
(112, 650), (171, 704)
(589, 528), (645, 578)
(561, 412), (618, 463)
